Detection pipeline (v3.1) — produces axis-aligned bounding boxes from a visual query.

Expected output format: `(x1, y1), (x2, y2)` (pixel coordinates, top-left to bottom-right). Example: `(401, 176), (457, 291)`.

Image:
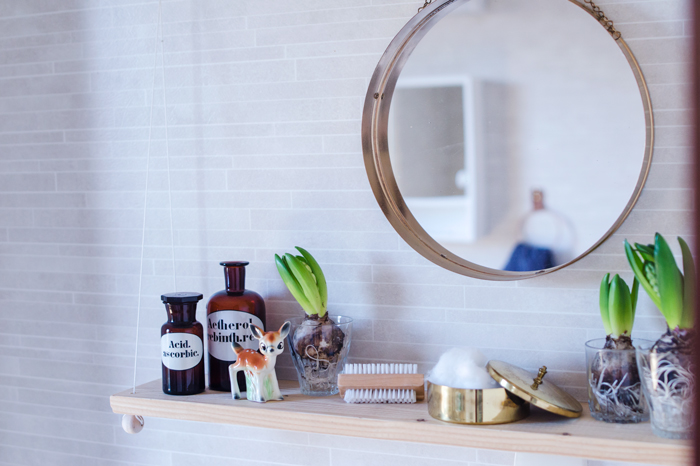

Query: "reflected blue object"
(503, 243), (555, 272)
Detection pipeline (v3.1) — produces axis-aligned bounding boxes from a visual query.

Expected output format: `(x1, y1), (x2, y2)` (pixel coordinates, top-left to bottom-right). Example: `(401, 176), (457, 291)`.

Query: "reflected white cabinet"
(388, 76), (509, 243)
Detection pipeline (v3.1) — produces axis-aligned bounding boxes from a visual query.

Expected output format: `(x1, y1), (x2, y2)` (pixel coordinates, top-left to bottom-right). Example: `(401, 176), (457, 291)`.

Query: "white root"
(637, 353), (695, 432)
(589, 361), (645, 420)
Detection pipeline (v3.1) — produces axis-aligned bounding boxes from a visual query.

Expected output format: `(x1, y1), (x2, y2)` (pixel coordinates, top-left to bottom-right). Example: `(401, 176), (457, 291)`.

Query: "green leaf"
(275, 254), (316, 315)
(295, 255), (316, 282)
(635, 244), (656, 262)
(599, 273), (612, 335)
(295, 246), (328, 318)
(609, 274), (633, 338)
(678, 237), (695, 329)
(625, 239), (661, 309)
(285, 253), (322, 314)
(631, 277), (639, 317)
(654, 233), (684, 329)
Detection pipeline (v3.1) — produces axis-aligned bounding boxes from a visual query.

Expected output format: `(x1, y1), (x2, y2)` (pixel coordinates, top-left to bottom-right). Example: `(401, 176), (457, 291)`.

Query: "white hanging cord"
(158, 7), (177, 292)
(131, 0), (165, 395)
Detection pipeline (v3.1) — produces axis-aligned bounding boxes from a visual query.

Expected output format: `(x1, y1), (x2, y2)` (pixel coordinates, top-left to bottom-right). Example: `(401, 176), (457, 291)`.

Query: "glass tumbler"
(287, 315), (352, 396)
(585, 338), (649, 423)
(636, 341), (694, 439)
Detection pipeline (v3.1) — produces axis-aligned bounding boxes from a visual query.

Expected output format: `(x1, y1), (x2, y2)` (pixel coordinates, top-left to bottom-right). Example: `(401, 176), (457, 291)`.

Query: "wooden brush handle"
(338, 374), (425, 400)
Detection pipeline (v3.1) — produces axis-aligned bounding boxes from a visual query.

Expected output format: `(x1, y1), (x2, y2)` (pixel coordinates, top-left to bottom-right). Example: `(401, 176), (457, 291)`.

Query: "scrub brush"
(338, 363), (424, 404)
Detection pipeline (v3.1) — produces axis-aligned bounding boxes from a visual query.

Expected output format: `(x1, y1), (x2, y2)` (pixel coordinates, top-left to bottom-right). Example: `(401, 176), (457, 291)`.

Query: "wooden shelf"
(111, 380), (691, 466)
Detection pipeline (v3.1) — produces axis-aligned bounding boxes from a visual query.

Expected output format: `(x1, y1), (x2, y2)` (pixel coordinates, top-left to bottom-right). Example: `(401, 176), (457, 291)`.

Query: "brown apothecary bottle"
(207, 261), (266, 392)
(161, 292), (205, 396)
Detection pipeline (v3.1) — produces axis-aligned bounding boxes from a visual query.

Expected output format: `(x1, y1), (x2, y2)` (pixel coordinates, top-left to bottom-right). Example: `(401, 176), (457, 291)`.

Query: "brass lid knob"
(530, 366), (547, 390)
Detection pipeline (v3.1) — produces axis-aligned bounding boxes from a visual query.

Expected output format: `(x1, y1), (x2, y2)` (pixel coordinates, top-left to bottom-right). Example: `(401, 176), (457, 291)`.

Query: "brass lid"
(487, 360), (582, 418)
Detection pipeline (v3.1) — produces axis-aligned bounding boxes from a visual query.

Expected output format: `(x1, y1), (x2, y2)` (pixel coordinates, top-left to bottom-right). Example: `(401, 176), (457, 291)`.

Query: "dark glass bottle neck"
(165, 303), (198, 323)
(224, 266), (246, 295)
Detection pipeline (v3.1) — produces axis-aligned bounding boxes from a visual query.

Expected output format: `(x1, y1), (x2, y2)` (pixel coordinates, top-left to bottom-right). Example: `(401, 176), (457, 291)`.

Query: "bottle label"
(207, 310), (264, 362)
(161, 334), (203, 371)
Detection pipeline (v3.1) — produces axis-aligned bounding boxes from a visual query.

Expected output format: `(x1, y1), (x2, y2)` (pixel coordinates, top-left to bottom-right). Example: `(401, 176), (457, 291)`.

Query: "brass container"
(427, 381), (530, 425)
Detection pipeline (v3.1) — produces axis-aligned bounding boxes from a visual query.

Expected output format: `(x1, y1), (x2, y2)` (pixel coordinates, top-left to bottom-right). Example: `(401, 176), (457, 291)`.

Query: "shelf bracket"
(121, 414), (144, 434)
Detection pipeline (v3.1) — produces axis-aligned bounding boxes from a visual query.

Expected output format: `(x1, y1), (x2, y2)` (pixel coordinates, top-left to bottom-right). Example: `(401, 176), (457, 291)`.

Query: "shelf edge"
(110, 392), (692, 466)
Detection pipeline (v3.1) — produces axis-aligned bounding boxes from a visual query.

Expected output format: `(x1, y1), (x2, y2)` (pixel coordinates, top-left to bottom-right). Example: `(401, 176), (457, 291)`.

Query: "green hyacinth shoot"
(599, 273), (638, 338)
(624, 233), (695, 330)
(275, 247), (328, 318)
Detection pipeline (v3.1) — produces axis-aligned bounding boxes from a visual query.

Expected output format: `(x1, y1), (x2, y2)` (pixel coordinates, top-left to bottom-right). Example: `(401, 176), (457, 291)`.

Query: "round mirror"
(362, 0), (652, 280)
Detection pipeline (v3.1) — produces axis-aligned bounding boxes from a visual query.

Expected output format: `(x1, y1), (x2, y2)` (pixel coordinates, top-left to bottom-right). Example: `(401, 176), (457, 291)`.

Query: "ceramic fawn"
(229, 321), (291, 402)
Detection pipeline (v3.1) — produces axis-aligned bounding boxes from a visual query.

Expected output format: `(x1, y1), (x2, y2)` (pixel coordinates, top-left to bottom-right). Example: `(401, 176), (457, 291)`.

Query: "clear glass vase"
(287, 315), (352, 396)
(636, 341), (694, 439)
(585, 338), (649, 423)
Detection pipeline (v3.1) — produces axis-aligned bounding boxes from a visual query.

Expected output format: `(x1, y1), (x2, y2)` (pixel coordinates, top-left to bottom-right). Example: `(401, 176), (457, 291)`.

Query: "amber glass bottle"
(207, 261), (266, 392)
(161, 292), (205, 396)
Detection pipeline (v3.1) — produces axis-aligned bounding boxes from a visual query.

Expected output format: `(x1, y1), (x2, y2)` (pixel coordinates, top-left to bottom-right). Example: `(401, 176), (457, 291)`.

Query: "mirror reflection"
(388, 0), (646, 271)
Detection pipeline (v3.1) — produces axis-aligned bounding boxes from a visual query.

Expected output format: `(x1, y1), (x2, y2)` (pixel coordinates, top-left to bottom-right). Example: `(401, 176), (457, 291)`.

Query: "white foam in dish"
(428, 347), (500, 390)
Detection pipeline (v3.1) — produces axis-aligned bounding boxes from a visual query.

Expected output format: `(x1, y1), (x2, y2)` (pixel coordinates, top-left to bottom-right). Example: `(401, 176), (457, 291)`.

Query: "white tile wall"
(0, 0), (692, 465)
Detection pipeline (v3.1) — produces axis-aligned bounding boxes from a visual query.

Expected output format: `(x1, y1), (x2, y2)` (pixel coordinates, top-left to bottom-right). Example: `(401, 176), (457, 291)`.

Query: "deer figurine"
(229, 321), (291, 403)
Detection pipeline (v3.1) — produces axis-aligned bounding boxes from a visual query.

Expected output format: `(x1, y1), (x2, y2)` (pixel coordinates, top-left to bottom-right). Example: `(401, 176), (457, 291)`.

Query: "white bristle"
(343, 363), (417, 375)
(343, 388), (417, 404)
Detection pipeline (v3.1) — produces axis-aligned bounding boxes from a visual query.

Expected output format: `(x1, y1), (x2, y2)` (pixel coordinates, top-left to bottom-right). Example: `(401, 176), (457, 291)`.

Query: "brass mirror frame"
(361, 0), (654, 280)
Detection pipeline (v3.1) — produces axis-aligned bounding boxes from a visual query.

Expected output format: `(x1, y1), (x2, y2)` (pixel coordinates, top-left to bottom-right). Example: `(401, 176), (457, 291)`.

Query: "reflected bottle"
(161, 292), (205, 396)
(207, 261), (266, 392)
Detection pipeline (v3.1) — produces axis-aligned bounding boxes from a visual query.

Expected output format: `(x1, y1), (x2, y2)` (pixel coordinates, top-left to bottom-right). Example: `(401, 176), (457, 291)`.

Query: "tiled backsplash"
(0, 0), (691, 465)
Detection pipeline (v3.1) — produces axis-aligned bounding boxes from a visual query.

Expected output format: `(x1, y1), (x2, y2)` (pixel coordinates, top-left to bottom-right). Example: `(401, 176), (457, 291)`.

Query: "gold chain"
(416, 0), (621, 40)
(583, 0), (622, 40)
(417, 0), (433, 13)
